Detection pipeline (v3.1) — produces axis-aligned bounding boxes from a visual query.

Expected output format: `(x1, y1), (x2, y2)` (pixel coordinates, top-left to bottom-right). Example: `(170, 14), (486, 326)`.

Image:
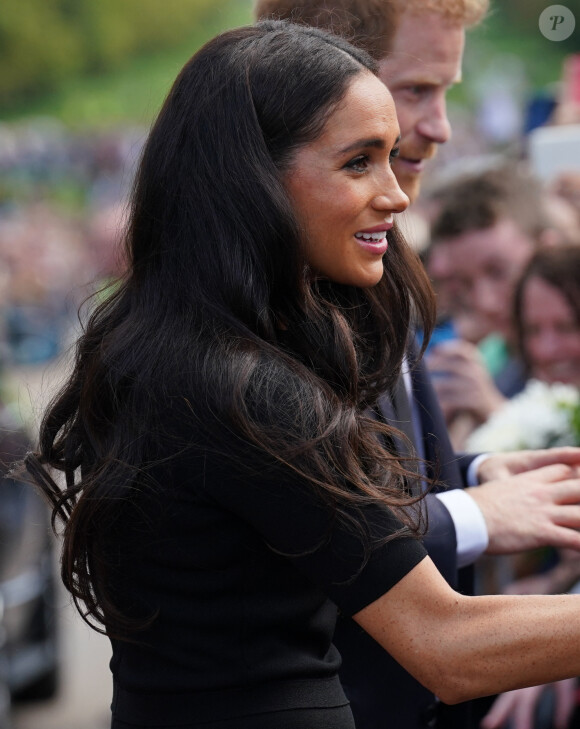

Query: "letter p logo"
(539, 5), (576, 40)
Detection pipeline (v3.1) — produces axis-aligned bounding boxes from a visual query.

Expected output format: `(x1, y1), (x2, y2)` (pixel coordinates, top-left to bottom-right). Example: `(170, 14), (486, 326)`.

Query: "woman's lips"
(354, 231), (389, 255)
(356, 219), (394, 235)
(355, 236), (388, 255)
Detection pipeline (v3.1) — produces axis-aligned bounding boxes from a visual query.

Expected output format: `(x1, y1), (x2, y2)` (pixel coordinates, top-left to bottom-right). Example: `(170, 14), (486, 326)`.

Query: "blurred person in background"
(424, 162), (578, 448)
(470, 246), (580, 729)
(0, 204), (88, 366)
(514, 245), (580, 390)
(542, 187), (580, 248)
(551, 173), (580, 234)
(550, 54), (580, 127)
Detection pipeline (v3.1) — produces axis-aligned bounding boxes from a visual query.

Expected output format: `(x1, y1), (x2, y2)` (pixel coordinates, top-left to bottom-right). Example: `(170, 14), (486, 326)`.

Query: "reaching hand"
(480, 680), (577, 729)
(427, 340), (506, 424)
(476, 448), (580, 482)
(467, 464), (580, 554)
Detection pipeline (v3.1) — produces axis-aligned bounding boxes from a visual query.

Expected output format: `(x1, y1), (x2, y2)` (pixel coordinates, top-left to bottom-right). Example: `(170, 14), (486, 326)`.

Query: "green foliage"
(0, 0), (252, 126)
(0, 0), (232, 106)
(446, 1), (573, 110)
(572, 401), (580, 446)
(0, 0), (84, 101)
(482, 1), (575, 85)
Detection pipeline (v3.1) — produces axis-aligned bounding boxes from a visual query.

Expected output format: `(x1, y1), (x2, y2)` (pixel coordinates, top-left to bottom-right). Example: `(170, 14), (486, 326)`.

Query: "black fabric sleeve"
(201, 453), (427, 617)
(456, 452), (481, 486)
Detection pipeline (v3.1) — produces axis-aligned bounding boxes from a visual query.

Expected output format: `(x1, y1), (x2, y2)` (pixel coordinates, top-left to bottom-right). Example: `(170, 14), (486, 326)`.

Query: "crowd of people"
(421, 163), (580, 728)
(0, 123), (140, 372)
(5, 1), (580, 729)
(422, 162), (580, 450)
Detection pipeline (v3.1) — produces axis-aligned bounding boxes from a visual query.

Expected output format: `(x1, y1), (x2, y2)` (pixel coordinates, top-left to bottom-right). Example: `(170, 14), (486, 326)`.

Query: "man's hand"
(480, 680), (577, 729)
(467, 464), (580, 554)
(476, 448), (580, 482)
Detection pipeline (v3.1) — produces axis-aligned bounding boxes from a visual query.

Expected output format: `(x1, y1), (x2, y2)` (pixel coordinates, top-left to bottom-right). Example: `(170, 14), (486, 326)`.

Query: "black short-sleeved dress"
(106, 405), (427, 729)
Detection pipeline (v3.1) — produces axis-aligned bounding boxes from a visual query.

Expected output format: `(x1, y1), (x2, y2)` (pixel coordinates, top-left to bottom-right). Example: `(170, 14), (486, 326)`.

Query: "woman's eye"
(344, 155), (369, 173)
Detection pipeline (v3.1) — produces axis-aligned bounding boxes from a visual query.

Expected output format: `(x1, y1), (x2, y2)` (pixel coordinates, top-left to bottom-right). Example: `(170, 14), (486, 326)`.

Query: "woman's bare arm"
(353, 556), (580, 705)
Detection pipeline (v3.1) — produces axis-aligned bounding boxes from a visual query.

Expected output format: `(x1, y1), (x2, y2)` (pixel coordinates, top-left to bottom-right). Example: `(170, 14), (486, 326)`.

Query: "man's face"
(427, 218), (535, 342)
(378, 11), (465, 202)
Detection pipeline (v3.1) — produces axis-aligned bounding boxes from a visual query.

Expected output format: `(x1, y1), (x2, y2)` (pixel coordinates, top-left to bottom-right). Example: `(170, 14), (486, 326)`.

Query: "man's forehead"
(379, 10), (465, 83)
(379, 61), (462, 89)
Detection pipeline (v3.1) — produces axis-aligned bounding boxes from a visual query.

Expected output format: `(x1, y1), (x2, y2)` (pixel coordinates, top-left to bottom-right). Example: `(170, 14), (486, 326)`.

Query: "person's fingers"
(512, 688), (538, 729)
(546, 479), (580, 506)
(552, 504), (580, 526)
(529, 463), (577, 481)
(432, 339), (481, 359)
(479, 450), (580, 482)
(527, 448), (580, 469)
(427, 346), (482, 373)
(538, 524), (580, 551)
(480, 691), (518, 728)
(503, 575), (556, 595)
(554, 678), (577, 729)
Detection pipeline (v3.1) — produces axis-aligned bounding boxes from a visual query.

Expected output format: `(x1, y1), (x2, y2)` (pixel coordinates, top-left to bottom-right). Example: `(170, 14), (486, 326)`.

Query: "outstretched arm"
(353, 557), (580, 706)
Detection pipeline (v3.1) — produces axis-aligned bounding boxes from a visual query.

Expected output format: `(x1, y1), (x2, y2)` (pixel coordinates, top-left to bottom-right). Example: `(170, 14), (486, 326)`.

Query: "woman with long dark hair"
(25, 20), (580, 729)
(514, 245), (580, 387)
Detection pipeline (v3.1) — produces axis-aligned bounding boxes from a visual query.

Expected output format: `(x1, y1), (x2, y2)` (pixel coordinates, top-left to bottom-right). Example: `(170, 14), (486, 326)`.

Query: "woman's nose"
(371, 175), (409, 214)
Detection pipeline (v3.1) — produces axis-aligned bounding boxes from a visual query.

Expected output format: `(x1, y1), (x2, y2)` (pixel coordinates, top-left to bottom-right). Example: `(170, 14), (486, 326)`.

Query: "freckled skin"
(283, 72), (408, 288)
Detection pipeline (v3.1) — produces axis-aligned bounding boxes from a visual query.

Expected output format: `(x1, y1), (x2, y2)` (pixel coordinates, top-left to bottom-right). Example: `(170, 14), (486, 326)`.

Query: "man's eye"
(405, 85), (427, 98)
(344, 155), (369, 173)
(389, 147), (400, 164)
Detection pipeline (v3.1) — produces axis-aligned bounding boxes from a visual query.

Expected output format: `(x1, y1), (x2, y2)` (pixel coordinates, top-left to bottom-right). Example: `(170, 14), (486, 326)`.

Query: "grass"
(0, 0), (254, 128)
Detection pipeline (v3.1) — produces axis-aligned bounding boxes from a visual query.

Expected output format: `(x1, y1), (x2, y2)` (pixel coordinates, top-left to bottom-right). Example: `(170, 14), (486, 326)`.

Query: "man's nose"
(415, 96), (451, 145)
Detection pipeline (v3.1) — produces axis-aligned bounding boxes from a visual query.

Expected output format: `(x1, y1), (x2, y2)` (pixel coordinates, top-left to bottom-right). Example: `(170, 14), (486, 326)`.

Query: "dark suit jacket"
(335, 358), (477, 728)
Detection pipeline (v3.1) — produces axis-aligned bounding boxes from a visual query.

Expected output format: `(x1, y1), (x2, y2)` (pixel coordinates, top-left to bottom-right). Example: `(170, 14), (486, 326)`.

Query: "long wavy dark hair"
(25, 20), (436, 635)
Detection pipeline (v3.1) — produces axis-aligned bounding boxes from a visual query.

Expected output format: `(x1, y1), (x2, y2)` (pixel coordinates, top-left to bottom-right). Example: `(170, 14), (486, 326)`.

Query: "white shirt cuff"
(466, 453), (491, 486)
(436, 488), (489, 568)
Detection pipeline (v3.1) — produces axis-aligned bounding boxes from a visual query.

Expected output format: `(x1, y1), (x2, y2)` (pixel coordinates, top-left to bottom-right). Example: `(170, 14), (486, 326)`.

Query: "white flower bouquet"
(466, 379), (580, 452)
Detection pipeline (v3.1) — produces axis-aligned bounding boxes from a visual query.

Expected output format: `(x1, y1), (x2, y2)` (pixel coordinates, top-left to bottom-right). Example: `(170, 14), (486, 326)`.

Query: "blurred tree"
(495, 0), (577, 51)
(0, 0), (219, 105)
(0, 0), (84, 101)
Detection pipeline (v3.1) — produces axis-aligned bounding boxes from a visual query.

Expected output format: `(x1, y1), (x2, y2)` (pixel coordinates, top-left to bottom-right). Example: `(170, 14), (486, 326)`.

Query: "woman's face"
(283, 72), (409, 288)
(522, 275), (580, 387)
